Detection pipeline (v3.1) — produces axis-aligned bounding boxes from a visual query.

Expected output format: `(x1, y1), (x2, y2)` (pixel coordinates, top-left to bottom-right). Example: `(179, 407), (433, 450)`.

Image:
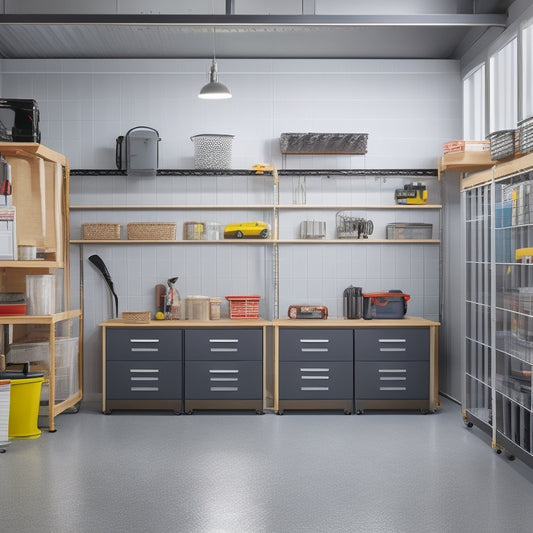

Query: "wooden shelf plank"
(71, 238), (440, 245)
(69, 204), (274, 210)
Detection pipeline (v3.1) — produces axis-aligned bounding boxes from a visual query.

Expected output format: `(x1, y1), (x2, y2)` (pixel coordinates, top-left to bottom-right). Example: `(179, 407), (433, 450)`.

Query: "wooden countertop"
(99, 317), (439, 327)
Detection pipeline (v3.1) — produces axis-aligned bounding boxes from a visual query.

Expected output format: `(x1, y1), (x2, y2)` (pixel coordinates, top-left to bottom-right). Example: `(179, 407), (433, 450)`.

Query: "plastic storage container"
(0, 371), (44, 439)
(362, 291), (410, 319)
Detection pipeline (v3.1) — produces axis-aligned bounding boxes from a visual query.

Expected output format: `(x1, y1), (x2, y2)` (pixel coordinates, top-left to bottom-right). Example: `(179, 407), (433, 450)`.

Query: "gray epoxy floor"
(1, 397), (533, 533)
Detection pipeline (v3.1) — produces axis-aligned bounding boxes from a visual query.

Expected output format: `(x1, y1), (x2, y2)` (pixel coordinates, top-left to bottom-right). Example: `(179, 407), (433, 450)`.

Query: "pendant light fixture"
(198, 28), (231, 100)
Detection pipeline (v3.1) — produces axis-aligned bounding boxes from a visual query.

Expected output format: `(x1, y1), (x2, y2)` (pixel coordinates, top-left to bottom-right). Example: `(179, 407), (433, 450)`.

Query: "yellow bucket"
(8, 377), (44, 440)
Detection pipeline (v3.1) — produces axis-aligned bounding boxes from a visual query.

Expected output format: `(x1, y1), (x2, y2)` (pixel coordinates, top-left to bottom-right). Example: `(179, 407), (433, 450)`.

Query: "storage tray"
(386, 223), (432, 239)
(487, 130), (515, 160)
(280, 133), (368, 154)
(127, 223), (176, 240)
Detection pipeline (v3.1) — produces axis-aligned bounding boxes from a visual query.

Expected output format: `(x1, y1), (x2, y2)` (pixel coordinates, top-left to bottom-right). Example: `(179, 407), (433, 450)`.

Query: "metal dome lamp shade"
(198, 58), (232, 100)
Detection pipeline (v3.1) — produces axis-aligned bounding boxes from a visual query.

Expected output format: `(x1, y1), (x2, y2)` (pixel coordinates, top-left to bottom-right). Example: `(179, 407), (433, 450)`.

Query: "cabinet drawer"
(355, 361), (429, 399)
(106, 361), (182, 400)
(279, 361), (353, 400)
(354, 328), (429, 361)
(106, 328), (182, 361)
(185, 361), (262, 399)
(185, 329), (262, 361)
(279, 329), (353, 362)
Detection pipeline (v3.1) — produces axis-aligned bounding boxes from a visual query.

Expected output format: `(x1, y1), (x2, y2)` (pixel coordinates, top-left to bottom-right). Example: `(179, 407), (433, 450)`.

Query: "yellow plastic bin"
(1, 371), (44, 440)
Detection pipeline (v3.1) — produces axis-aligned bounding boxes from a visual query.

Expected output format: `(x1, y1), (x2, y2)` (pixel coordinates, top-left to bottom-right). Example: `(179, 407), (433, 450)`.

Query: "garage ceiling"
(0, 5), (514, 60)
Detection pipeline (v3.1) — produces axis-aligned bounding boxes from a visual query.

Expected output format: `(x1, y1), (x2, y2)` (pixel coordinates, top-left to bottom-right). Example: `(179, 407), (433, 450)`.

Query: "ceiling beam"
(0, 13), (507, 28)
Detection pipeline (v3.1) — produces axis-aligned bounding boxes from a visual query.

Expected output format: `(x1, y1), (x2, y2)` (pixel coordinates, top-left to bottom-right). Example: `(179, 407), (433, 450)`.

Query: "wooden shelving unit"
(0, 142), (82, 432)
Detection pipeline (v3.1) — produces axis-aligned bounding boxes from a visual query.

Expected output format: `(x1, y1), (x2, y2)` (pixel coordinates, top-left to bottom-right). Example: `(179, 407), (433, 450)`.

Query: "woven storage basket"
(121, 311), (151, 323)
(225, 295), (260, 319)
(127, 223), (176, 240)
(82, 223), (121, 240)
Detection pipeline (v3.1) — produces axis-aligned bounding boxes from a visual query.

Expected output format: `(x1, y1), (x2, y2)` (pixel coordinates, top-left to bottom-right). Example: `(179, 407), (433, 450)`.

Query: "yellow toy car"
(224, 221), (270, 239)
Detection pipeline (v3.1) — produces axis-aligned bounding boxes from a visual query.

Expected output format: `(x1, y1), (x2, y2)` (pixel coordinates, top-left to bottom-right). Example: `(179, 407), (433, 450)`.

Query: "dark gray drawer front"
(106, 361), (182, 400)
(185, 329), (262, 361)
(279, 329), (353, 362)
(185, 361), (262, 399)
(354, 328), (429, 361)
(279, 361), (353, 400)
(106, 329), (182, 361)
(355, 361), (429, 399)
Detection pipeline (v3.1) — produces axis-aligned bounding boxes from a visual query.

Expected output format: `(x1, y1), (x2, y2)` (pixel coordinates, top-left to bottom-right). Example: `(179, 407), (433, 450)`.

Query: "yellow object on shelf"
(516, 247), (533, 262)
(8, 377), (44, 440)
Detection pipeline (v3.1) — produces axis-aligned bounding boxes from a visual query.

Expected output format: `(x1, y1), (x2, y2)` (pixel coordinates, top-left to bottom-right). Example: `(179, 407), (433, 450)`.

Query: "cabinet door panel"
(106, 361), (181, 399)
(355, 361), (429, 399)
(107, 328), (182, 361)
(279, 361), (353, 399)
(279, 329), (353, 362)
(185, 361), (262, 399)
(185, 329), (262, 361)
(354, 328), (429, 361)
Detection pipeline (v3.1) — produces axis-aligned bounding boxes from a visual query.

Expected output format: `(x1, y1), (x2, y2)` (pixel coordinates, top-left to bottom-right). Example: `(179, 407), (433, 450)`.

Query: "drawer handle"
(379, 348), (406, 352)
(379, 376), (407, 381)
(210, 387), (239, 392)
(131, 348), (159, 352)
(378, 369), (407, 373)
(130, 377), (159, 381)
(301, 348), (329, 353)
(378, 339), (406, 343)
(210, 348), (238, 352)
(130, 387), (159, 391)
(300, 339), (329, 343)
(300, 368), (330, 372)
(379, 387), (407, 391)
(209, 369), (239, 374)
(130, 339), (160, 343)
(130, 369), (159, 373)
(301, 376), (329, 380)
(209, 339), (239, 343)
(301, 386), (329, 391)
(210, 377), (238, 382)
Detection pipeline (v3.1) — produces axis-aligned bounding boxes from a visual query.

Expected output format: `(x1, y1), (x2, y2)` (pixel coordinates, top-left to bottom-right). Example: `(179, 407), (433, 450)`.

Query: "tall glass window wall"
(490, 38), (518, 132)
(522, 20), (533, 119)
(463, 65), (486, 140)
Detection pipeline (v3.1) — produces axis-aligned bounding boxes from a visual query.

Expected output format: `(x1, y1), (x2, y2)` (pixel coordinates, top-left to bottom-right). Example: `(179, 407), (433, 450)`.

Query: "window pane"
(523, 20), (533, 119)
(463, 65), (486, 140)
(490, 38), (518, 132)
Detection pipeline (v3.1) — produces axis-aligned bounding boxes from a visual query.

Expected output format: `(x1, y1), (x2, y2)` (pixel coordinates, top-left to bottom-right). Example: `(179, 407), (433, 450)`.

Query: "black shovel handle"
(89, 254), (119, 318)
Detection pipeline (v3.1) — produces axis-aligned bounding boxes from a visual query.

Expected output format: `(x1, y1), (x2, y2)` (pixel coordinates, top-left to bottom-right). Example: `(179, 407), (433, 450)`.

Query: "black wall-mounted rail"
(70, 168), (438, 177)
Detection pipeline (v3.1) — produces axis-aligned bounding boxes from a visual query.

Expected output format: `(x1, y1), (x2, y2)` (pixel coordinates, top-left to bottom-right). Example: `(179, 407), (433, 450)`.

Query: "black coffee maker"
(343, 285), (363, 319)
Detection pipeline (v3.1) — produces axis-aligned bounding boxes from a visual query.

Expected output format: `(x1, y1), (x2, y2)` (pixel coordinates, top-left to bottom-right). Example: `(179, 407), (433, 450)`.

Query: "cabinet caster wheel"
(420, 409), (429, 415)
(276, 410), (284, 415)
(356, 410), (364, 415)
(467, 422), (474, 428)
(173, 410), (182, 416)
(0, 448), (6, 453)
(506, 453), (515, 461)
(344, 409), (352, 415)
(496, 448), (502, 454)
(255, 409), (265, 415)
(185, 410), (193, 415)
(103, 409), (112, 415)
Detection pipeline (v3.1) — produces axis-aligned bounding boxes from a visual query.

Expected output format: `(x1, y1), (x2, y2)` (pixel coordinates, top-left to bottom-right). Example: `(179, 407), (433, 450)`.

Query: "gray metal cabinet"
(104, 327), (183, 413)
(278, 329), (353, 413)
(354, 328), (432, 413)
(184, 328), (264, 413)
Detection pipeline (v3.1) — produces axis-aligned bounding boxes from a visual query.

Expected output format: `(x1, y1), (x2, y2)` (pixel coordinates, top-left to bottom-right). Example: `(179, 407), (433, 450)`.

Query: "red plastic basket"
(225, 295), (260, 319)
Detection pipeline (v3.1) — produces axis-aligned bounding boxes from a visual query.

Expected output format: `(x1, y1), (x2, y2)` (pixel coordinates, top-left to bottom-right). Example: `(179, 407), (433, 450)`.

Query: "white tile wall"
(1, 57), (460, 399)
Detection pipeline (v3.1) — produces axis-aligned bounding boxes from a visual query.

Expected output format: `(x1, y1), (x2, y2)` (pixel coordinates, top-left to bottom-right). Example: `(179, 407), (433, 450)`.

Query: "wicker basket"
(121, 311), (151, 323)
(127, 223), (176, 240)
(518, 116), (533, 154)
(82, 223), (121, 240)
(225, 295), (260, 319)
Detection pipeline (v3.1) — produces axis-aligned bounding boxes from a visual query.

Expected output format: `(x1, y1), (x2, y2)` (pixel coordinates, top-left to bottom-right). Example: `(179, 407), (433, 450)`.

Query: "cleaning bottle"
(165, 277), (182, 320)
